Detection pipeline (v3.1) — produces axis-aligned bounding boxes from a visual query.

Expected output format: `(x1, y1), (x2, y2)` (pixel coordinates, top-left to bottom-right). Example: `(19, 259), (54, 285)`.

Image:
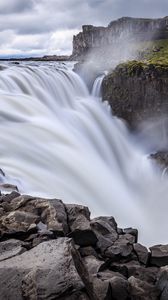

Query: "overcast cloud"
(0, 0), (168, 57)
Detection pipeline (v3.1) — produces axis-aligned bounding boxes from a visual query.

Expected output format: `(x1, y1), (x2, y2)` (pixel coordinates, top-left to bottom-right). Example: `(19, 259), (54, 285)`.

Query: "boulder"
(83, 255), (105, 275)
(128, 276), (160, 300)
(104, 234), (133, 260)
(0, 239), (26, 261)
(0, 238), (84, 300)
(66, 204), (97, 246)
(157, 265), (168, 300)
(0, 210), (39, 236)
(79, 246), (98, 258)
(39, 198), (68, 235)
(90, 216), (118, 254)
(150, 244), (168, 267)
(6, 195), (69, 236)
(133, 243), (149, 265)
(94, 271), (129, 300)
(123, 228), (138, 242)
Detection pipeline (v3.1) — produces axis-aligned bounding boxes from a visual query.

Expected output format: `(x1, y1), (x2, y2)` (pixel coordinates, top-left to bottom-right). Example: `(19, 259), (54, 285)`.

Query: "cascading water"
(0, 61), (168, 246)
(91, 74), (105, 97)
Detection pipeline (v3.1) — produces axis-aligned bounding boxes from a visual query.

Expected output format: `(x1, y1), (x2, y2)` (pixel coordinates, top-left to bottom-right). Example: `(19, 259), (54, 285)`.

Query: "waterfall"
(91, 74), (104, 97)
(0, 62), (168, 246)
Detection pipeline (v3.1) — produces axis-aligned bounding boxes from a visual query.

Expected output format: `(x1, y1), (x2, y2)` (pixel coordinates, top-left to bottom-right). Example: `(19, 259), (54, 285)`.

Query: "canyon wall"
(72, 17), (168, 60)
(102, 61), (168, 128)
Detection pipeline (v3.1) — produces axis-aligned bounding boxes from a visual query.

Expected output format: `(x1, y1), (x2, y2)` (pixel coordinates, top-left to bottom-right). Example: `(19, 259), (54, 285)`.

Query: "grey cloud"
(0, 0), (34, 14)
(0, 0), (168, 57)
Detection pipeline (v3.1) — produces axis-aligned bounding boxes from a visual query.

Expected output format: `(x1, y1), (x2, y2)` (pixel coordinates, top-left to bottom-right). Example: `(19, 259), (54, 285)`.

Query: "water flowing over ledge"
(0, 62), (167, 245)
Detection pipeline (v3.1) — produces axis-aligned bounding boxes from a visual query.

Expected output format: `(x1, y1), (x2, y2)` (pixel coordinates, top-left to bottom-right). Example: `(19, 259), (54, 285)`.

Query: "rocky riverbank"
(0, 190), (168, 299)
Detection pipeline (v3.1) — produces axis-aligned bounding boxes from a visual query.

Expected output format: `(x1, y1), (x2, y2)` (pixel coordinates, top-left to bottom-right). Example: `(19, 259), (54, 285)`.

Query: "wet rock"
(128, 276), (159, 300)
(0, 238), (84, 300)
(157, 265), (168, 300)
(66, 204), (97, 246)
(90, 216), (118, 254)
(0, 239), (26, 261)
(150, 244), (168, 267)
(133, 243), (149, 265)
(151, 151), (168, 170)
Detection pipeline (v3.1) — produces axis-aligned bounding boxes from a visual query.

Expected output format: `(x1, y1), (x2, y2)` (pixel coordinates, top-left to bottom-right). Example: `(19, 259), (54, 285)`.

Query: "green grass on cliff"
(115, 39), (168, 76)
(137, 39), (168, 65)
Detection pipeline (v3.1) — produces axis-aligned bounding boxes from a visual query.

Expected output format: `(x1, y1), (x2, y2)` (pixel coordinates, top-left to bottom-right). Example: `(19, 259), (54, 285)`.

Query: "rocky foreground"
(0, 191), (168, 299)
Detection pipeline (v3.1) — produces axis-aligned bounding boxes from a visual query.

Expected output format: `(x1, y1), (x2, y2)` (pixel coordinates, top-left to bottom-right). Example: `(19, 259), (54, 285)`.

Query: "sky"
(0, 0), (168, 58)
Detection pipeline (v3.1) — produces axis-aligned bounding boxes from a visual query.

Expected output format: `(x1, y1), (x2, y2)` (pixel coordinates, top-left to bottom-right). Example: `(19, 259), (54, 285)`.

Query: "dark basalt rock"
(0, 210), (39, 236)
(66, 204), (97, 246)
(83, 255), (105, 275)
(94, 271), (129, 300)
(90, 216), (118, 254)
(58, 292), (90, 300)
(133, 243), (149, 265)
(72, 17), (168, 60)
(124, 227), (138, 242)
(0, 195), (69, 238)
(0, 239), (84, 300)
(79, 246), (98, 258)
(151, 151), (168, 170)
(0, 239), (26, 261)
(128, 276), (160, 300)
(104, 234), (134, 261)
(157, 266), (168, 300)
(0, 192), (166, 299)
(102, 62), (168, 128)
(150, 245), (168, 267)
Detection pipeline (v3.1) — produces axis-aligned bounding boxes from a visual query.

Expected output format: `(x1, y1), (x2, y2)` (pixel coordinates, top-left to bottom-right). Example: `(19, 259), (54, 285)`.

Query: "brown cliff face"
(102, 61), (168, 128)
(72, 17), (168, 60)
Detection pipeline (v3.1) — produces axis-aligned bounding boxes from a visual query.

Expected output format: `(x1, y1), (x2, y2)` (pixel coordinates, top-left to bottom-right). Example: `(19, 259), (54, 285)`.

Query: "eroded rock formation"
(72, 17), (168, 60)
(102, 61), (168, 128)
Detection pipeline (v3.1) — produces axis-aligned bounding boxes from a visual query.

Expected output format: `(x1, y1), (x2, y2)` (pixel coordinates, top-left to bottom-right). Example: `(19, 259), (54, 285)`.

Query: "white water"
(91, 74), (105, 97)
(0, 62), (167, 246)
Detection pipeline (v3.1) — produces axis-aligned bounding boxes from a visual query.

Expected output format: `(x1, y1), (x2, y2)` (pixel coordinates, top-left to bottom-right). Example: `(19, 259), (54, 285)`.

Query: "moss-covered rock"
(102, 59), (168, 128)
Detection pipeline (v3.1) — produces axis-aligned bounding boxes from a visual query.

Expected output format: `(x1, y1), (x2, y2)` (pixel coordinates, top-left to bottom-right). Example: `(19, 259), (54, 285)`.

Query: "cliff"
(72, 17), (168, 60)
(102, 60), (168, 128)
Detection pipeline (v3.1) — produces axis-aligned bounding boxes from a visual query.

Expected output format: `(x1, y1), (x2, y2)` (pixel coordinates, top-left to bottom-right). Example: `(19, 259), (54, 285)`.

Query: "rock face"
(72, 17), (168, 60)
(0, 191), (168, 299)
(102, 61), (168, 128)
(0, 239), (83, 300)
